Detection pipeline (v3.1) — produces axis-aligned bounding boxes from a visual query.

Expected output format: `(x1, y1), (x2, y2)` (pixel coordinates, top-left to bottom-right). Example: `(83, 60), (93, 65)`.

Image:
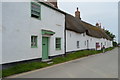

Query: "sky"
(1, 0), (119, 43)
(58, 1), (118, 42)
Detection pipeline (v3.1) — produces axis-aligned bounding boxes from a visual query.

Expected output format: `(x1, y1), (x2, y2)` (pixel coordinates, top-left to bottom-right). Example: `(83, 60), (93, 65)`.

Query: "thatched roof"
(66, 13), (112, 40)
(81, 21), (112, 40)
(38, 1), (111, 40)
(65, 13), (86, 33)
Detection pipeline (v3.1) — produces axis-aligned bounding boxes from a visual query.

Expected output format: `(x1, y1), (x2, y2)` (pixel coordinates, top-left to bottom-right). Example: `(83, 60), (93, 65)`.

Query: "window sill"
(31, 16), (41, 20)
(56, 48), (61, 50)
(31, 46), (38, 48)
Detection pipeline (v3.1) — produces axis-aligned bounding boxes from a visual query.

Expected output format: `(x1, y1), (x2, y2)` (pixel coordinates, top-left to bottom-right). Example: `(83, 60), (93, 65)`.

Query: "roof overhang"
(37, 1), (66, 15)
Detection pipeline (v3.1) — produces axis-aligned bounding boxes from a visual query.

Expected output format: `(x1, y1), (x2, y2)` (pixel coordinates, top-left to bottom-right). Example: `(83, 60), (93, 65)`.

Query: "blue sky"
(58, 2), (118, 42)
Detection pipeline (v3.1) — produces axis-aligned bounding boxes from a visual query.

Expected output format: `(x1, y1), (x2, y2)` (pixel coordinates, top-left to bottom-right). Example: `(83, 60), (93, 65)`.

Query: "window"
(96, 42), (100, 48)
(90, 38), (92, 41)
(31, 36), (37, 48)
(83, 33), (85, 36)
(85, 41), (86, 46)
(31, 2), (41, 19)
(56, 38), (61, 50)
(101, 43), (103, 47)
(70, 33), (71, 37)
(77, 41), (79, 48)
(105, 42), (106, 46)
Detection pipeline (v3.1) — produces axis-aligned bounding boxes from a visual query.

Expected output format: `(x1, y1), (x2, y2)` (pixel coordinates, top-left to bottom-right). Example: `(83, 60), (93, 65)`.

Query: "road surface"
(9, 48), (118, 78)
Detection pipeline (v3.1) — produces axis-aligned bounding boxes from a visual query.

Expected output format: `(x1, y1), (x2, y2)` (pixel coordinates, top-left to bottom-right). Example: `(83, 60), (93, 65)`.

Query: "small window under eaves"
(31, 2), (41, 19)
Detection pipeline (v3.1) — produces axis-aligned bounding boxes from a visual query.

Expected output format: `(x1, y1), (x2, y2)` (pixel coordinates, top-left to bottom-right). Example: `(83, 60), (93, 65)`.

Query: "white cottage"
(2, 0), (66, 64)
(0, 2), (2, 64)
(1, 0), (113, 65)
(65, 8), (113, 52)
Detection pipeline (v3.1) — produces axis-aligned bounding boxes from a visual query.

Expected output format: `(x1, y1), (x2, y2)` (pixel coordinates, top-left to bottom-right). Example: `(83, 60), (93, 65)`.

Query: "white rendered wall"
(66, 30), (86, 52)
(0, 2), (2, 64)
(66, 30), (112, 52)
(2, 2), (65, 64)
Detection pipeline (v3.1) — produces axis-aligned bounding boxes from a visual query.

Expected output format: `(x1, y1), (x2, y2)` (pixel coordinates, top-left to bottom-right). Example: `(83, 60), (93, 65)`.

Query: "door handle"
(43, 44), (45, 45)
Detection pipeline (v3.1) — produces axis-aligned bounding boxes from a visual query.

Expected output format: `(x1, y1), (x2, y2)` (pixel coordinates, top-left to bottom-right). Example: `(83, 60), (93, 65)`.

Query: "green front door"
(42, 37), (49, 60)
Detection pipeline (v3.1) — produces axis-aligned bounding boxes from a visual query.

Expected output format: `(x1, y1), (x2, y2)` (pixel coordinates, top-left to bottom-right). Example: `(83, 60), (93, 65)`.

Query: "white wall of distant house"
(66, 30), (113, 52)
(2, 2), (65, 64)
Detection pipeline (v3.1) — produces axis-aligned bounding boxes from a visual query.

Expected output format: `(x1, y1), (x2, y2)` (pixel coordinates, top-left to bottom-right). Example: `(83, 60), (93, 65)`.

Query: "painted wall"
(0, 2), (2, 64)
(2, 2), (65, 64)
(66, 30), (113, 52)
(1, 1), (113, 64)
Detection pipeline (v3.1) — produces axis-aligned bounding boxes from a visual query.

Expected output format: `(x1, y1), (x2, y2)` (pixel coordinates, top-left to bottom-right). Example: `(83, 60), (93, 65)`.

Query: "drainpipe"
(64, 15), (67, 56)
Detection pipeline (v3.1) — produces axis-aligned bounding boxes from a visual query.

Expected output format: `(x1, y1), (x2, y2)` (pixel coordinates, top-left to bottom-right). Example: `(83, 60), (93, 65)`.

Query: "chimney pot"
(96, 23), (99, 27)
(77, 7), (78, 11)
(47, 0), (58, 8)
(75, 7), (81, 19)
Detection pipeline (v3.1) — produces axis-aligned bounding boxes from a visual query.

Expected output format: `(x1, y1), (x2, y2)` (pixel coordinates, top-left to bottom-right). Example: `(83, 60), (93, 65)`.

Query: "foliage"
(105, 29), (115, 41)
(113, 41), (118, 47)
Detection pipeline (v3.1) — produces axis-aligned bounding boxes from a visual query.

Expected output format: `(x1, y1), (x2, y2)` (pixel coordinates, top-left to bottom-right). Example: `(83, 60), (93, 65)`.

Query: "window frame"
(77, 41), (79, 48)
(83, 33), (85, 36)
(55, 38), (61, 50)
(31, 2), (41, 20)
(85, 41), (86, 46)
(31, 36), (38, 48)
(105, 42), (106, 46)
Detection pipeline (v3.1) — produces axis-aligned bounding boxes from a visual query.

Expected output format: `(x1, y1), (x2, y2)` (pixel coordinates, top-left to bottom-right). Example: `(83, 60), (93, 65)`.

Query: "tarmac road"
(8, 48), (118, 78)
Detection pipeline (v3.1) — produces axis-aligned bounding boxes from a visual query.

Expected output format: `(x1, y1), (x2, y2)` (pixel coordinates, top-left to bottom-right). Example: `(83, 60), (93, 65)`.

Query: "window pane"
(77, 41), (79, 48)
(34, 36), (37, 46)
(85, 41), (86, 45)
(56, 38), (61, 50)
(56, 44), (60, 48)
(31, 36), (37, 48)
(31, 36), (33, 46)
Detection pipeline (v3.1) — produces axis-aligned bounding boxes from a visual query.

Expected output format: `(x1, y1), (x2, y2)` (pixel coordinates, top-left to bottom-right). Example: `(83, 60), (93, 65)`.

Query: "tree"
(104, 29), (117, 47)
(104, 30), (116, 41)
(113, 41), (118, 47)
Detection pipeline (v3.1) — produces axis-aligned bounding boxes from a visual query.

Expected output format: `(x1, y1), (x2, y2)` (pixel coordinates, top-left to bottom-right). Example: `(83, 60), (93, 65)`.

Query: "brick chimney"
(96, 23), (102, 28)
(96, 23), (99, 27)
(47, 0), (58, 8)
(75, 7), (81, 19)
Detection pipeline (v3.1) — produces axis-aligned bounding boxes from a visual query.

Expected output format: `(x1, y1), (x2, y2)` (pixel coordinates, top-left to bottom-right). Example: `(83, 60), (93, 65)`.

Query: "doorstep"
(41, 59), (52, 62)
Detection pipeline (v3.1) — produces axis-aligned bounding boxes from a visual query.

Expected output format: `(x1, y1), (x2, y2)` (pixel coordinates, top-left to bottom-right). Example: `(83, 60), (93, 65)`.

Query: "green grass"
(105, 47), (115, 51)
(2, 62), (53, 77)
(1, 47), (115, 77)
(0, 70), (2, 78)
(53, 49), (103, 64)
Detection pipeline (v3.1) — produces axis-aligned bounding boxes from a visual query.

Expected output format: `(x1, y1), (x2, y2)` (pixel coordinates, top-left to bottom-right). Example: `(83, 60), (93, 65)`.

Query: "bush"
(113, 41), (118, 47)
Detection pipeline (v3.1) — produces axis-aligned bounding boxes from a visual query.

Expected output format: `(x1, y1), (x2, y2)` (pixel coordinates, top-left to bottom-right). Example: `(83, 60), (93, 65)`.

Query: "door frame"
(87, 40), (89, 49)
(42, 37), (49, 60)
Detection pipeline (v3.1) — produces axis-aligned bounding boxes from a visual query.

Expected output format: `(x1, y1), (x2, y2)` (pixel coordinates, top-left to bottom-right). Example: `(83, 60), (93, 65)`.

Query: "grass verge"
(2, 47), (115, 77)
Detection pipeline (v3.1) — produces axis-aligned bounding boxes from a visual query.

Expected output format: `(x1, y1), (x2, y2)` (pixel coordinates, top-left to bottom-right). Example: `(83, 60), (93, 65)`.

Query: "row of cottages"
(2, 0), (112, 64)
(66, 11), (113, 52)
